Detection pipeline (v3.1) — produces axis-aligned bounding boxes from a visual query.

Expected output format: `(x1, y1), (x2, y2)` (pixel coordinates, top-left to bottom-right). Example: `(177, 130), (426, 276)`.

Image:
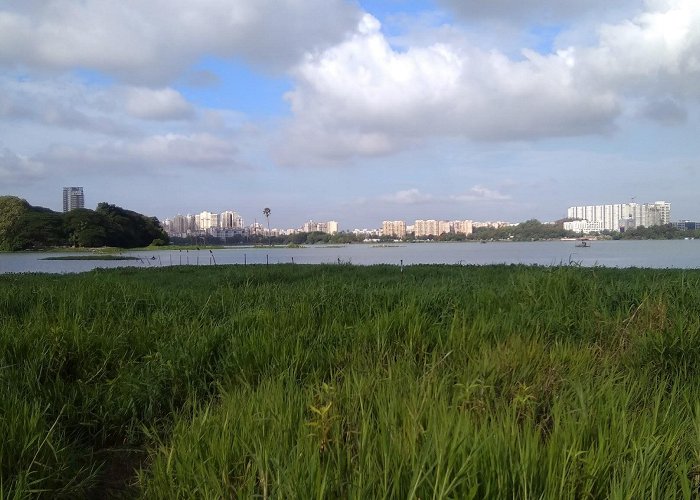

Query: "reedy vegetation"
(1, 264), (700, 498)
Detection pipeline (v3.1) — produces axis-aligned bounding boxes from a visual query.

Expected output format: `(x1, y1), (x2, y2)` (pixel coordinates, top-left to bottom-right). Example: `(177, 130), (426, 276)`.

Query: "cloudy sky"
(1, 0), (699, 229)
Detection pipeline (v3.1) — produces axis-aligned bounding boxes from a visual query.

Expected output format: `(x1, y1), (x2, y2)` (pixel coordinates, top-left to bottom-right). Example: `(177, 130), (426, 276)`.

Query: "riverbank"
(2, 264), (700, 497)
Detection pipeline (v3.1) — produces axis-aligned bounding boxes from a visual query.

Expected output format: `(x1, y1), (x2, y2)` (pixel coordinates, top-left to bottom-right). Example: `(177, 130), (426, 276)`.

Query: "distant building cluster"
(302, 220), (339, 234)
(62, 187), (84, 212)
(164, 210), (246, 239)
(672, 220), (699, 231)
(565, 200), (671, 234)
(381, 219), (482, 239)
(382, 220), (407, 238)
(162, 210), (339, 239)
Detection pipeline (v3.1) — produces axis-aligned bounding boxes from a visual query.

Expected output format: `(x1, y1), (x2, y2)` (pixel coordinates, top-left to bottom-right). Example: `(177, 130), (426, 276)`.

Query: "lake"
(1, 240), (699, 274)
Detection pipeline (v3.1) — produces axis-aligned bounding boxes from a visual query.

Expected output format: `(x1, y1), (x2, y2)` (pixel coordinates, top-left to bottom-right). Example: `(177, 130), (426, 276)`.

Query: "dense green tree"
(0, 197), (168, 250)
(468, 219), (577, 241)
(96, 203), (168, 248)
(63, 209), (110, 247)
(617, 224), (700, 240)
(0, 196), (31, 250)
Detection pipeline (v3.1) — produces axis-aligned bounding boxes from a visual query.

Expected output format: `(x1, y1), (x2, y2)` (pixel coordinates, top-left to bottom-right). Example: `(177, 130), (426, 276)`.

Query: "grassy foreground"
(2, 264), (700, 498)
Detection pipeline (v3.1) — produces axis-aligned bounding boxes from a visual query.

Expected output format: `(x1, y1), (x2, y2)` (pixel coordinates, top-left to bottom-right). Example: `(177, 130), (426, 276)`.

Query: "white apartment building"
(382, 220), (406, 238)
(414, 219), (439, 237)
(219, 210), (244, 229)
(563, 220), (605, 234)
(566, 201), (670, 233)
(414, 219), (474, 237)
(352, 228), (381, 237)
(451, 220), (474, 235)
(164, 209), (245, 237)
(62, 186), (85, 212)
(302, 220), (339, 234)
(473, 221), (511, 229)
(326, 221), (339, 234)
(168, 215), (188, 235)
(196, 211), (218, 231)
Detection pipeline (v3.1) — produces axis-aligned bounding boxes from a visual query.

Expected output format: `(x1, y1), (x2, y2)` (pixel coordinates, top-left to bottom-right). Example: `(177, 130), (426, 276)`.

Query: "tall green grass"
(2, 264), (700, 497)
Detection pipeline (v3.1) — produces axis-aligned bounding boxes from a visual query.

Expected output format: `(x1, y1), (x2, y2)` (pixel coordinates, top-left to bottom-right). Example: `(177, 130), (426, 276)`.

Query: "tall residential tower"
(62, 187), (84, 212)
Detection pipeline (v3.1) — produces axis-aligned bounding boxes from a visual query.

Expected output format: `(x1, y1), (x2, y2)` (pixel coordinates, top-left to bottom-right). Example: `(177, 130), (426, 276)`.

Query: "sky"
(1, 0), (699, 229)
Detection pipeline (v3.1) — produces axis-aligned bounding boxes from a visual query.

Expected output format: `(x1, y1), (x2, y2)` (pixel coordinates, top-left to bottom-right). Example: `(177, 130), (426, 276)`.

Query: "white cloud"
(280, 14), (620, 164)
(0, 0), (362, 84)
(380, 189), (434, 204)
(39, 133), (241, 171)
(124, 87), (194, 121)
(451, 185), (511, 202)
(280, 1), (700, 164)
(640, 97), (688, 124)
(378, 186), (510, 206)
(437, 0), (643, 23)
(0, 77), (133, 136)
(581, 0), (700, 97)
(0, 148), (44, 184)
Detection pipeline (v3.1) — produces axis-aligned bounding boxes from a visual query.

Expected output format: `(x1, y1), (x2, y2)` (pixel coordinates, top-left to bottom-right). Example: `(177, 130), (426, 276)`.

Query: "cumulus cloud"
(124, 87), (194, 121)
(0, 148), (44, 183)
(451, 185), (511, 202)
(437, 0), (643, 23)
(640, 97), (688, 124)
(0, 77), (133, 136)
(581, 0), (700, 96)
(0, 0), (362, 84)
(280, 1), (700, 164)
(0, 72), (250, 187)
(376, 186), (510, 206)
(39, 133), (241, 171)
(380, 189), (434, 204)
(279, 14), (619, 164)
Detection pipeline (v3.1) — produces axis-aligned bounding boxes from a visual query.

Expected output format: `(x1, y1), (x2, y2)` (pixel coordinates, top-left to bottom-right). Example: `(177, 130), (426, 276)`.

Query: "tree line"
(0, 196), (169, 250)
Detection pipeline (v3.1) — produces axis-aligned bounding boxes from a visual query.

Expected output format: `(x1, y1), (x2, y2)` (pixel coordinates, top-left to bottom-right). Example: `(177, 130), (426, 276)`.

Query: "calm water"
(1, 240), (699, 274)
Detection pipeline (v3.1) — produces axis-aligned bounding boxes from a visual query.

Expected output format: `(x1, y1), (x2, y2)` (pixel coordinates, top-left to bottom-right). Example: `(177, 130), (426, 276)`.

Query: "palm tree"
(263, 207), (271, 246)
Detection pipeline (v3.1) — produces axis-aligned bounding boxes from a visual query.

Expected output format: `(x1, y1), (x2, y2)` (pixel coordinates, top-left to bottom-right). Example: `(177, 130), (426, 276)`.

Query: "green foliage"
(0, 196), (31, 250)
(616, 224), (700, 240)
(63, 208), (110, 247)
(470, 219), (577, 241)
(3, 265), (700, 497)
(171, 230), (367, 247)
(95, 202), (168, 248)
(0, 196), (169, 250)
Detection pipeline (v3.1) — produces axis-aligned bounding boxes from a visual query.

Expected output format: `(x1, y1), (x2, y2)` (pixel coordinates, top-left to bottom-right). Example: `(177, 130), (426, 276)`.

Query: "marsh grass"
(2, 264), (700, 498)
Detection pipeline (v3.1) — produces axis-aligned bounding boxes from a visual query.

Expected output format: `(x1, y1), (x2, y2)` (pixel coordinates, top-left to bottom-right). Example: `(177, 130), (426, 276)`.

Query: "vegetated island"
(3, 263), (700, 497)
(0, 195), (168, 251)
(41, 255), (141, 261)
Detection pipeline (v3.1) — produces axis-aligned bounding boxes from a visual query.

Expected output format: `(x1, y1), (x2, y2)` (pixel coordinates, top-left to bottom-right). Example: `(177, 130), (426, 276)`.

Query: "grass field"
(2, 264), (700, 498)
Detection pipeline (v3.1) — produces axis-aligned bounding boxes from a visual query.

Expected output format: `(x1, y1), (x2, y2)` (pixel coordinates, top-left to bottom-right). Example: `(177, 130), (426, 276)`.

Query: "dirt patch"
(88, 448), (148, 499)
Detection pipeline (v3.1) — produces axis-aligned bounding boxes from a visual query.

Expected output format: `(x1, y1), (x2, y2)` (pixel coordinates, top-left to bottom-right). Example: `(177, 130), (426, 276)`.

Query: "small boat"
(575, 239), (590, 248)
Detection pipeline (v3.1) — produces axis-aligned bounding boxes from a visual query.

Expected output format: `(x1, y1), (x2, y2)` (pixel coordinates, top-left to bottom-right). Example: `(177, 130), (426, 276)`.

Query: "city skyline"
(1, 1), (699, 228)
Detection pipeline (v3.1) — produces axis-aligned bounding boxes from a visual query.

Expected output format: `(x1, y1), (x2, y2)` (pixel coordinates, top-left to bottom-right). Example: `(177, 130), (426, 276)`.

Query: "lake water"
(1, 240), (699, 274)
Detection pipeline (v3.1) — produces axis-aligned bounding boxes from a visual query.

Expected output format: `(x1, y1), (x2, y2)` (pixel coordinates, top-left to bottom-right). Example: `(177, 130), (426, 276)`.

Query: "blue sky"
(1, 0), (699, 229)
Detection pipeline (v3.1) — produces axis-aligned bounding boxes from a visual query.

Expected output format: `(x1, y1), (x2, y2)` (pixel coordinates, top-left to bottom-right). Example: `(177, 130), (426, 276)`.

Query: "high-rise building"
(414, 219), (473, 237)
(382, 220), (406, 238)
(302, 220), (339, 234)
(196, 211), (218, 230)
(220, 211), (244, 229)
(62, 187), (84, 212)
(452, 220), (474, 235)
(566, 200), (671, 233)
